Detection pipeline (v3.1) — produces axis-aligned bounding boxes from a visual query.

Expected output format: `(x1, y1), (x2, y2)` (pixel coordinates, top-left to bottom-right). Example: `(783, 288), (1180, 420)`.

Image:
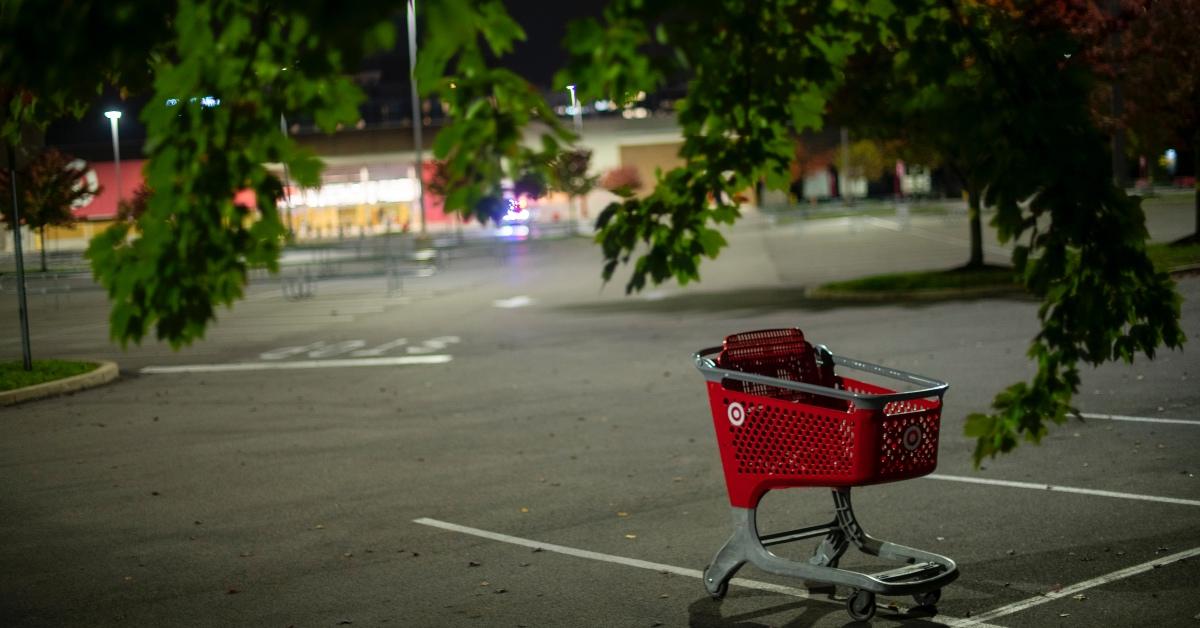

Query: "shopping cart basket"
(694, 328), (958, 622)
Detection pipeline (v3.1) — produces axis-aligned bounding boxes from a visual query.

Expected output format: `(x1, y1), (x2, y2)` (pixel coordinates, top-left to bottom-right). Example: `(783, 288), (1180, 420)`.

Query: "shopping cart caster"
(912, 588), (941, 608)
(703, 564), (729, 600)
(846, 589), (876, 621)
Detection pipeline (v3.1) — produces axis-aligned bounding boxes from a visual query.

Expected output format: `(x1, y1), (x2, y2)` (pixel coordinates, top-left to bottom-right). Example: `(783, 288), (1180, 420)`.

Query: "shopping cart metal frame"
(694, 342), (959, 622)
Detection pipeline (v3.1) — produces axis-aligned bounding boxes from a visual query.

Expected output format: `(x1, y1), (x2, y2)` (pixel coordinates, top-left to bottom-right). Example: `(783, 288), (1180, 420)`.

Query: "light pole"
(567, 84), (582, 134)
(104, 110), (122, 206)
(567, 85), (585, 229)
(279, 114), (296, 239)
(5, 144), (32, 369)
(407, 0), (426, 235)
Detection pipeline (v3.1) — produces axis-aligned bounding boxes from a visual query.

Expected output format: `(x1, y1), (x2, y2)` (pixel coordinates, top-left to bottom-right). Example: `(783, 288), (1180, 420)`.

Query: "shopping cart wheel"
(703, 564), (729, 600)
(912, 588), (941, 608)
(846, 589), (876, 621)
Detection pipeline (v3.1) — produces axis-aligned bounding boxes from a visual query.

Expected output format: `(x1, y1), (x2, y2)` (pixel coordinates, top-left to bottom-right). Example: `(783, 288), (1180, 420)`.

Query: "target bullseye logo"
(902, 424), (923, 451)
(727, 402), (746, 427)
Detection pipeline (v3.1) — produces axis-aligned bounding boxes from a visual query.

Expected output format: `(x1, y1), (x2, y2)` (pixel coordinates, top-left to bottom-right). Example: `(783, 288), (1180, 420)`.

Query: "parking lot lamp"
(104, 110), (122, 205)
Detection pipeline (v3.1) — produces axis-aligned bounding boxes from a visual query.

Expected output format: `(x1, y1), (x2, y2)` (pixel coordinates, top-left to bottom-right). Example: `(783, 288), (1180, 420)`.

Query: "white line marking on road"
(351, 338), (409, 357)
(865, 217), (1010, 256)
(407, 336), (461, 354)
(307, 339), (366, 358)
(493, 295), (533, 308)
(260, 342), (326, 360)
(925, 474), (1200, 507)
(412, 517), (998, 628)
(964, 546), (1200, 625)
(140, 355), (452, 374)
(1079, 412), (1200, 426)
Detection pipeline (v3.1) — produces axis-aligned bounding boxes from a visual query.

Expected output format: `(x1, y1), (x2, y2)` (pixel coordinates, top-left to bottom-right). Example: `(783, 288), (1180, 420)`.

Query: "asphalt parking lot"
(2, 202), (1197, 627)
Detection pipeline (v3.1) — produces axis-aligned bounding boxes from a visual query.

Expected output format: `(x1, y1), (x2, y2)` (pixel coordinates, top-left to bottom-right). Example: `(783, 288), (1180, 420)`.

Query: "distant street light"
(104, 110), (123, 206)
(567, 84), (582, 134)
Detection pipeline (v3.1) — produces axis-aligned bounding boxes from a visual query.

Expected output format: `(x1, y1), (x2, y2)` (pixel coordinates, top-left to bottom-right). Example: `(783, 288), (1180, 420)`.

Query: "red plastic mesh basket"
(705, 329), (942, 508)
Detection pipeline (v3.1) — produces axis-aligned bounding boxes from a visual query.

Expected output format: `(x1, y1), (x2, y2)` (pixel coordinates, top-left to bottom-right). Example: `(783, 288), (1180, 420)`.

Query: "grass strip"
(0, 360), (97, 392)
(820, 264), (1019, 294)
(1147, 241), (1200, 271)
(819, 241), (1200, 296)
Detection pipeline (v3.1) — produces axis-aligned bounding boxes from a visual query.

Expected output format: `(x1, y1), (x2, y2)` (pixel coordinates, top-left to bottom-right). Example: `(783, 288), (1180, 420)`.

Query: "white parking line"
(413, 517), (999, 628)
(865, 217), (1010, 255)
(925, 475), (1200, 507)
(493, 295), (534, 308)
(140, 355), (451, 373)
(1080, 412), (1200, 426)
(964, 546), (1200, 625)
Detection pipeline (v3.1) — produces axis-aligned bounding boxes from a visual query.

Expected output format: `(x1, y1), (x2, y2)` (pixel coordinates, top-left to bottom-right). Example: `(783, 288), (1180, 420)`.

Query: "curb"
(0, 360), (119, 407)
(805, 285), (1028, 302)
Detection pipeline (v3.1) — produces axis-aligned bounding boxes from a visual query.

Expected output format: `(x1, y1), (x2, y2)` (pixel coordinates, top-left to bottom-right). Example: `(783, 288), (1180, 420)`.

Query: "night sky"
(47, 1), (608, 160)
(500, 0), (607, 88)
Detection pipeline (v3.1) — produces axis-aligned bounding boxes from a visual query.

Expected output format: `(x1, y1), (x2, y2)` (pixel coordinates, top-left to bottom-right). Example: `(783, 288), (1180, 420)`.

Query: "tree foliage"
(0, 0), (1186, 463)
(0, 148), (88, 231)
(513, 171), (548, 200)
(600, 165), (645, 197)
(3, 1), (396, 347)
(1119, 0), (1200, 237)
(552, 0), (1183, 462)
(0, 147), (92, 271)
(413, 0), (571, 224)
(550, 149), (598, 198)
(845, 140), (896, 181)
(117, 183), (153, 223)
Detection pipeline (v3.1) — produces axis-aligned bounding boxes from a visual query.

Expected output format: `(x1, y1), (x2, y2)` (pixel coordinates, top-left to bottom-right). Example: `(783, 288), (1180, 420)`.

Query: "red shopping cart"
(694, 328), (957, 622)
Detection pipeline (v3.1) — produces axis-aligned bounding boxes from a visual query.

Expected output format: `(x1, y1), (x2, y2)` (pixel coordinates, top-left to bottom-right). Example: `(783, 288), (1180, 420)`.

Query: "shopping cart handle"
(693, 347), (948, 410)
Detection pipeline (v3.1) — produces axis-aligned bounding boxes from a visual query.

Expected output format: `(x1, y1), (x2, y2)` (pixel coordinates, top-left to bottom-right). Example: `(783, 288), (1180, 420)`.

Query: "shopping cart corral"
(694, 328), (957, 622)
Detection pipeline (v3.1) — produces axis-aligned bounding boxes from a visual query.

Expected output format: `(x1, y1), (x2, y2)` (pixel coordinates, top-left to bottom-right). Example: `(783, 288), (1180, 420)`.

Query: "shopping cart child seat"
(694, 328), (958, 622)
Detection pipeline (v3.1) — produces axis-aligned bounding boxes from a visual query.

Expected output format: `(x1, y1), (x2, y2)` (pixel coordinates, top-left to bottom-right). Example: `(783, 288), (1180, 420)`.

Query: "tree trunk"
(1194, 136), (1199, 241)
(39, 225), (47, 272)
(967, 186), (984, 268)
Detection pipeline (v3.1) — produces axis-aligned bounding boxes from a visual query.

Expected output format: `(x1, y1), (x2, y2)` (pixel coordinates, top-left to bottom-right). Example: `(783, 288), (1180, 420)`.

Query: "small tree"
(1120, 0), (1200, 241)
(118, 183), (152, 222)
(550, 148), (598, 227)
(600, 165), (643, 197)
(0, 148), (94, 271)
(513, 170), (548, 200)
